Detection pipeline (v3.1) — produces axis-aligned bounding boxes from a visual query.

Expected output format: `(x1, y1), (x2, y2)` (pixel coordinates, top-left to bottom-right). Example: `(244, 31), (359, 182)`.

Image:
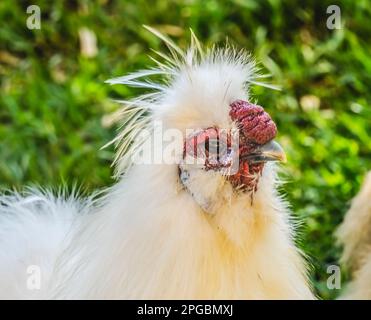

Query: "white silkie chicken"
(0, 28), (314, 299)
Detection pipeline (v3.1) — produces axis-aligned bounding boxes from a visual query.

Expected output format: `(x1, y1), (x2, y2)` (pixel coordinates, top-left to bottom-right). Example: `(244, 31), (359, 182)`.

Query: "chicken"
(0, 28), (314, 299)
(336, 171), (371, 299)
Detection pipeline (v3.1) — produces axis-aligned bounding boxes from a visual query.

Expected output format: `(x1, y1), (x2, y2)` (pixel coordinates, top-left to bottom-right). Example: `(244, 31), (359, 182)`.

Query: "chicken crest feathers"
(105, 26), (278, 177)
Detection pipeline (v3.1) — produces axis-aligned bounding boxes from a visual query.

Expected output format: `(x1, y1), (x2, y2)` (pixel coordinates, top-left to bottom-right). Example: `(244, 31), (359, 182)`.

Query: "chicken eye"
(206, 138), (228, 160)
(206, 139), (219, 154)
(183, 128), (231, 161)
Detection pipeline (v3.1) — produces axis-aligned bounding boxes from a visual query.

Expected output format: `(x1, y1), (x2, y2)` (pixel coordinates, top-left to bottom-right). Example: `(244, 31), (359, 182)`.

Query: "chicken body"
(0, 164), (313, 299)
(0, 32), (314, 299)
(337, 171), (371, 299)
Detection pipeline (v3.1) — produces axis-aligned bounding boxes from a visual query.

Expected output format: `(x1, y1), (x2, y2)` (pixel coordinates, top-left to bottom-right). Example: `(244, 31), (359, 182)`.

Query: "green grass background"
(1, 0), (370, 299)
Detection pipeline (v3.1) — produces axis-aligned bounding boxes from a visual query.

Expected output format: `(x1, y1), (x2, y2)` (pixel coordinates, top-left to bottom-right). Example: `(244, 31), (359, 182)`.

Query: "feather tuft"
(105, 27), (278, 177)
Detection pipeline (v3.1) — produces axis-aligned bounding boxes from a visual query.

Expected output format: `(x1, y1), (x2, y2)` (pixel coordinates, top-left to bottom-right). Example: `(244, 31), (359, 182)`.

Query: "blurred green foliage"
(0, 0), (370, 299)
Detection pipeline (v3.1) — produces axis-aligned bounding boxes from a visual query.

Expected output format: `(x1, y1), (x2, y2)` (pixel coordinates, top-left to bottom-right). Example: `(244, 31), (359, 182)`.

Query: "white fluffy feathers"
(0, 28), (313, 299)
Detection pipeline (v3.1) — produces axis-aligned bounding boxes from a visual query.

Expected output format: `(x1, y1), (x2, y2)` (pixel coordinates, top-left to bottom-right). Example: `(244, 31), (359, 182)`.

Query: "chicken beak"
(241, 140), (287, 163)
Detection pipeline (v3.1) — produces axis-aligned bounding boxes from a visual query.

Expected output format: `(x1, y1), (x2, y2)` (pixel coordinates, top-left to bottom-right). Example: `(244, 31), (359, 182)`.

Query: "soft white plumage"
(336, 171), (371, 299)
(0, 28), (314, 299)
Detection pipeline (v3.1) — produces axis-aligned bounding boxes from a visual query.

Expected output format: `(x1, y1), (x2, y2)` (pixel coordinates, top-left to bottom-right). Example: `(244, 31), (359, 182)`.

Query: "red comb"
(229, 100), (277, 145)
